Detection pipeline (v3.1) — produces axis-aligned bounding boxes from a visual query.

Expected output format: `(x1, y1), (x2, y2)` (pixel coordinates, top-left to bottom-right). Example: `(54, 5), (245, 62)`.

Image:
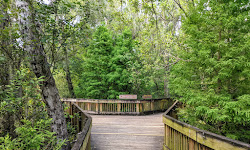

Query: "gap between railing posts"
(63, 98), (174, 115)
(162, 101), (250, 150)
(64, 101), (92, 150)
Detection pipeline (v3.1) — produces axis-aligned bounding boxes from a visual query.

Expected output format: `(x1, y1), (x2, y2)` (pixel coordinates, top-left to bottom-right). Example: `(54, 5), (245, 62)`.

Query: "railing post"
(77, 110), (79, 133)
(70, 102), (72, 115)
(70, 102), (73, 125)
(150, 100), (154, 111)
(117, 103), (121, 112)
(96, 103), (98, 112)
(100, 103), (102, 112)
(136, 103), (139, 113)
(140, 103), (143, 112)
(189, 139), (195, 150)
(87, 103), (90, 111)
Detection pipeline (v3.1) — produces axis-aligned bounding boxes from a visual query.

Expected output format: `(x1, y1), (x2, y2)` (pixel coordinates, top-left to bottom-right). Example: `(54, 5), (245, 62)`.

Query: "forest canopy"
(0, 0), (249, 148)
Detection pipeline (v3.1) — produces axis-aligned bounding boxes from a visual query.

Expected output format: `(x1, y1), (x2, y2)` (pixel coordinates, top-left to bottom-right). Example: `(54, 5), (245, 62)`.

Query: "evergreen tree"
(107, 29), (136, 99)
(82, 26), (113, 99)
(79, 26), (138, 99)
(170, 0), (250, 142)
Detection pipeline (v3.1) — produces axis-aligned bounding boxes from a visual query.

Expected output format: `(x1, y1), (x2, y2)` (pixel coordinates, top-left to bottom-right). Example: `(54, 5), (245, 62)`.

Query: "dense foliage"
(74, 26), (137, 99)
(170, 0), (250, 142)
(0, 69), (64, 149)
(0, 0), (249, 148)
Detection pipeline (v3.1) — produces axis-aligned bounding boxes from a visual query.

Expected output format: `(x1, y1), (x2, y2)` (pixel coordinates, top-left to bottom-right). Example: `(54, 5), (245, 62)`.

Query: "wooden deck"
(90, 113), (164, 150)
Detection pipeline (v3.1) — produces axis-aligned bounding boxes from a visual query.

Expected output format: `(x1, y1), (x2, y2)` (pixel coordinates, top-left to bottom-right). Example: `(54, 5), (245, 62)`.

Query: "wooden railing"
(63, 98), (173, 115)
(64, 102), (92, 150)
(163, 101), (250, 150)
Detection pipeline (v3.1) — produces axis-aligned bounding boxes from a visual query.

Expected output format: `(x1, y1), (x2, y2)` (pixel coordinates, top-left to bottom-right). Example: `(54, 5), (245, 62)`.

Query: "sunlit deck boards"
(90, 113), (164, 150)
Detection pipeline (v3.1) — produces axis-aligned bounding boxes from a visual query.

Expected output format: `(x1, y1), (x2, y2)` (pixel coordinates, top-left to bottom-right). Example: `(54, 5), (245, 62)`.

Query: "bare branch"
(173, 0), (188, 17)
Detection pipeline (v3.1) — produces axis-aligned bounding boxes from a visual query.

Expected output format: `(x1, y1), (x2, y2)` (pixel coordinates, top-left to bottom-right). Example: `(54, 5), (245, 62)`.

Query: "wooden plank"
(196, 132), (246, 150)
(163, 117), (198, 141)
(189, 139), (195, 150)
(163, 116), (249, 150)
(174, 129), (176, 149)
(164, 125), (167, 147)
(150, 101), (154, 111)
(93, 111), (140, 115)
(170, 128), (172, 149)
(117, 103), (121, 112)
(99, 103), (102, 112)
(140, 103), (143, 112)
(91, 113), (164, 150)
(167, 126), (170, 149)
(87, 103), (91, 111)
(136, 103), (139, 113)
(96, 103), (98, 112)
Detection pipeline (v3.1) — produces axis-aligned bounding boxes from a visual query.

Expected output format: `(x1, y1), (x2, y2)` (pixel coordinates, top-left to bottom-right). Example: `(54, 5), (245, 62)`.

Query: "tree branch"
(173, 0), (188, 17)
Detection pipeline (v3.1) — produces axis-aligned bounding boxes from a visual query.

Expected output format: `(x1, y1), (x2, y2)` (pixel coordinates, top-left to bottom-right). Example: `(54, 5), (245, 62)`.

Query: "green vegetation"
(170, 0), (249, 142)
(0, 119), (64, 150)
(0, 69), (64, 149)
(75, 26), (137, 99)
(0, 0), (249, 149)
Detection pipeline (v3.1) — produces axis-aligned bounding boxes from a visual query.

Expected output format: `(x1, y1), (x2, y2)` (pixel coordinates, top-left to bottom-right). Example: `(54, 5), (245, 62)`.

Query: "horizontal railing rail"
(63, 98), (173, 115)
(64, 102), (92, 150)
(163, 101), (250, 150)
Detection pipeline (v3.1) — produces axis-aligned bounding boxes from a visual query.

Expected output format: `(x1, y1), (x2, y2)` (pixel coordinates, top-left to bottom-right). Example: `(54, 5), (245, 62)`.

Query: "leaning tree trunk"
(15, 0), (70, 149)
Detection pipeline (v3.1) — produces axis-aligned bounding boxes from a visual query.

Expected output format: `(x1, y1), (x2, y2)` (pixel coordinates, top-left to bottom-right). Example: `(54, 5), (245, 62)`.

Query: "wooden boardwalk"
(90, 113), (164, 150)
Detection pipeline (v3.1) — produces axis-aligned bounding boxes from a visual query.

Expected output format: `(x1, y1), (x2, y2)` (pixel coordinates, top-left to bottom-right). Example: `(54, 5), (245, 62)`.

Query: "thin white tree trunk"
(15, 0), (70, 149)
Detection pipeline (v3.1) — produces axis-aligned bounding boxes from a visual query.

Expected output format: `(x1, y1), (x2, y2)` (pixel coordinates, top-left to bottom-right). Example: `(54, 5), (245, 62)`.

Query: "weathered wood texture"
(90, 113), (164, 150)
(63, 98), (173, 115)
(64, 102), (92, 150)
(163, 101), (250, 150)
(16, 1), (70, 148)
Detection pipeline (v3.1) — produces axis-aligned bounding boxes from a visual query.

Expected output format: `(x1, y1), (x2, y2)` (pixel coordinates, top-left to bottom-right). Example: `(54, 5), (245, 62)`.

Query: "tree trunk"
(164, 72), (170, 98)
(0, 1), (16, 138)
(64, 47), (76, 98)
(0, 62), (16, 138)
(164, 49), (171, 98)
(15, 1), (70, 149)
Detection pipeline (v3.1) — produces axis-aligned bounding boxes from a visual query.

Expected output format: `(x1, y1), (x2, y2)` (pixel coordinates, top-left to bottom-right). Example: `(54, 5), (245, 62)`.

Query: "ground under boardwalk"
(90, 113), (164, 150)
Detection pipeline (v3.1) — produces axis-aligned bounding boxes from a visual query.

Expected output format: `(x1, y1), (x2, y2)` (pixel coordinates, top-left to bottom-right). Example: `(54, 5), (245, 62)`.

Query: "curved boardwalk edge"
(65, 102), (92, 150)
(163, 101), (250, 150)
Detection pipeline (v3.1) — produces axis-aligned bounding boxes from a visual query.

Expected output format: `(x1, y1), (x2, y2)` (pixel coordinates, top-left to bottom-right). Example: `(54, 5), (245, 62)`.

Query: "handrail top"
(163, 101), (250, 149)
(71, 102), (92, 119)
(62, 98), (170, 103)
(70, 102), (92, 150)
